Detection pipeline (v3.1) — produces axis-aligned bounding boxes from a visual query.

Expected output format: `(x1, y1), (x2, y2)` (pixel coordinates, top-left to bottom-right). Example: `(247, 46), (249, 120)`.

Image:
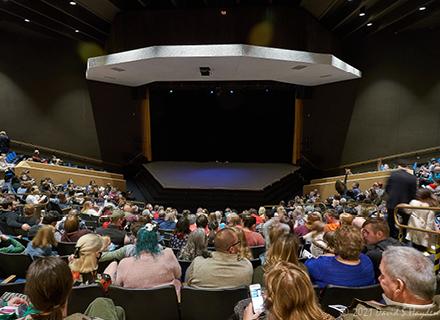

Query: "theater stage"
(135, 162), (303, 210)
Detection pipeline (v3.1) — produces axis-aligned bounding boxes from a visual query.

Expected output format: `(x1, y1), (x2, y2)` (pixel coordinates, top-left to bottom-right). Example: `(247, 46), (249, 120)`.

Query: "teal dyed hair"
(136, 227), (161, 256)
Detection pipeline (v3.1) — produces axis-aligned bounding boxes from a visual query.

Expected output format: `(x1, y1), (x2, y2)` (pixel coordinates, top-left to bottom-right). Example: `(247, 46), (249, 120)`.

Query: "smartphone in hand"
(249, 284), (264, 314)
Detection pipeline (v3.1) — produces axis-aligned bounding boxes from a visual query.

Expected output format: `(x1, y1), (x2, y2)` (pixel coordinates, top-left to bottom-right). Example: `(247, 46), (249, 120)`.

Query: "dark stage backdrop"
(149, 83), (295, 163)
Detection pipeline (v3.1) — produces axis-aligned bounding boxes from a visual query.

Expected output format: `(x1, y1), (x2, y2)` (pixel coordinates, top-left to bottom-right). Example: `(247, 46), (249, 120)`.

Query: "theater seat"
(0, 281), (26, 297)
(319, 284), (383, 317)
(250, 245), (265, 258)
(108, 285), (179, 320)
(68, 284), (104, 314)
(0, 253), (33, 279)
(57, 241), (77, 256)
(180, 286), (248, 320)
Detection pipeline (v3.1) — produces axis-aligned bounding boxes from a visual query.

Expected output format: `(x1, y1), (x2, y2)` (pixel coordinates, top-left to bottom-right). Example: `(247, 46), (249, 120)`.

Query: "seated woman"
(4, 256), (124, 320)
(24, 225), (58, 260)
(170, 216), (191, 251)
(237, 261), (333, 320)
(305, 225), (375, 288)
(252, 233), (300, 287)
(178, 228), (211, 261)
(104, 223), (181, 292)
(69, 233), (110, 286)
(231, 226), (253, 260)
(61, 214), (91, 242)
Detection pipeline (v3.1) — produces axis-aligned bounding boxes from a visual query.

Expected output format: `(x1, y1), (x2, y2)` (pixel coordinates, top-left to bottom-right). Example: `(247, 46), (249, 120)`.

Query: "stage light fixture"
(70, 1), (77, 5)
(366, 22), (373, 27)
(209, 90), (214, 94)
(230, 90), (234, 94)
(359, 7), (366, 17)
(169, 89), (173, 94)
(220, 10), (227, 16)
(419, 6), (426, 11)
(75, 29), (79, 33)
(24, 19), (30, 22)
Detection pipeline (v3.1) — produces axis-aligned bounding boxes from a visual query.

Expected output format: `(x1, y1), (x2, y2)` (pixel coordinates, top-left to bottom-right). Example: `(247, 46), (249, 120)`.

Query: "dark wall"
(340, 29), (440, 165)
(0, 21), (101, 159)
(108, 6), (339, 54)
(302, 29), (440, 170)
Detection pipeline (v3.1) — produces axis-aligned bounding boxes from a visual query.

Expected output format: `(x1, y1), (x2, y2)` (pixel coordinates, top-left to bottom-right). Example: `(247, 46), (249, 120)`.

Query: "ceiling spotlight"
(265, 89), (269, 93)
(419, 6), (426, 11)
(169, 89), (173, 94)
(366, 22), (373, 27)
(75, 29), (79, 33)
(229, 90), (234, 94)
(69, 1), (77, 5)
(209, 90), (214, 94)
(220, 10), (227, 16)
(359, 6), (366, 17)
(24, 19), (30, 22)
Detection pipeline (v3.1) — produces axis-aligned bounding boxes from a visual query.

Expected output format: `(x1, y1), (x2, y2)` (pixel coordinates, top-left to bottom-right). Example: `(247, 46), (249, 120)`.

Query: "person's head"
(265, 261), (325, 320)
(339, 212), (354, 226)
(265, 233), (299, 270)
(324, 209), (338, 223)
(230, 226), (252, 259)
(227, 212), (241, 227)
(361, 218), (389, 245)
(180, 228), (208, 260)
(25, 257), (73, 320)
(175, 216), (191, 235)
(196, 214), (208, 229)
(135, 223), (160, 256)
(213, 227), (240, 254)
(242, 214), (257, 230)
(334, 225), (363, 261)
(23, 204), (36, 217)
(380, 246), (436, 304)
(30, 185), (40, 195)
(268, 222), (290, 245)
(165, 210), (176, 222)
(276, 206), (286, 217)
(397, 159), (412, 169)
(64, 214), (80, 233)
(32, 225), (57, 248)
(415, 188), (438, 206)
(70, 234), (109, 274)
(82, 201), (93, 211)
(110, 209), (125, 226)
(352, 182), (360, 189)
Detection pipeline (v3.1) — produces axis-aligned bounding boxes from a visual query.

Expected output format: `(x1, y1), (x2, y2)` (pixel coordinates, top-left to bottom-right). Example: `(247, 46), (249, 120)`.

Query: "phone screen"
(249, 284), (264, 314)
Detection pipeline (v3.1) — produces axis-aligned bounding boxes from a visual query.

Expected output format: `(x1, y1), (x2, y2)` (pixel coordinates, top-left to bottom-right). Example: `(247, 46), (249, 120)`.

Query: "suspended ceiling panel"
(86, 44), (361, 87)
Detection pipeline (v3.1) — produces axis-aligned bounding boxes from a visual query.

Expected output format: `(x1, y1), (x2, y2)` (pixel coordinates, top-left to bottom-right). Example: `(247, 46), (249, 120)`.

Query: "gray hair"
(382, 246), (436, 300)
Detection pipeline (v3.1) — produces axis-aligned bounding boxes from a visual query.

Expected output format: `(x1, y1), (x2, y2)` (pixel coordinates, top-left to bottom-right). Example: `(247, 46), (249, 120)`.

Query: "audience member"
(186, 227), (253, 288)
(242, 215), (265, 247)
(0, 232), (25, 253)
(361, 218), (401, 278)
(28, 210), (62, 240)
(105, 223), (181, 292)
(61, 213), (91, 242)
(178, 228), (210, 261)
(341, 246), (440, 319)
(324, 209), (340, 232)
(24, 225), (58, 260)
(96, 209), (129, 247)
(231, 226), (253, 260)
(305, 225), (375, 288)
(170, 216), (191, 250)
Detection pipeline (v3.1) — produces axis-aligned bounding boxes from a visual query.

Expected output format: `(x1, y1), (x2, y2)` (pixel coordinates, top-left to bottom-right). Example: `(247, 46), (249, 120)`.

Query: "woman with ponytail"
(69, 233), (110, 286)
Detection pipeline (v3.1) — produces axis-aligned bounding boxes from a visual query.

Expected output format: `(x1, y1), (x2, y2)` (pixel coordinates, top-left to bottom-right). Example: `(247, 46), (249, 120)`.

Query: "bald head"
(214, 228), (239, 253)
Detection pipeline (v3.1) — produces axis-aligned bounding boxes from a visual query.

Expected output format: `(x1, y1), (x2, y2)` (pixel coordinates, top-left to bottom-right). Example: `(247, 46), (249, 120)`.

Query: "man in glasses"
(186, 227), (253, 289)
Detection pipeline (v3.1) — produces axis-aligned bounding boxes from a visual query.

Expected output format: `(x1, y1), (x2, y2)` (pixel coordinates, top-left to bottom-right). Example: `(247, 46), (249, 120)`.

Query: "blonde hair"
(265, 261), (325, 320)
(69, 234), (109, 274)
(264, 233), (299, 272)
(32, 225), (57, 248)
(230, 227), (252, 260)
(339, 213), (354, 226)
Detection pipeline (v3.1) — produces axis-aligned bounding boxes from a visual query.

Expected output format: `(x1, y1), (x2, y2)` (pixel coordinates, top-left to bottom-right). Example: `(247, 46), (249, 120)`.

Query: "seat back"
(0, 281), (26, 297)
(108, 285), (179, 320)
(57, 241), (77, 256)
(178, 260), (192, 282)
(250, 245), (265, 258)
(0, 253), (33, 279)
(68, 284), (104, 315)
(250, 258), (261, 269)
(319, 284), (383, 317)
(180, 286), (248, 320)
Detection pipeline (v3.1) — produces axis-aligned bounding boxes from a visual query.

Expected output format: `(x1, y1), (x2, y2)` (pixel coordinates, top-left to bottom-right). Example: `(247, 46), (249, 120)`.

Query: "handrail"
(11, 139), (122, 168)
(326, 145), (440, 171)
(393, 204), (440, 236)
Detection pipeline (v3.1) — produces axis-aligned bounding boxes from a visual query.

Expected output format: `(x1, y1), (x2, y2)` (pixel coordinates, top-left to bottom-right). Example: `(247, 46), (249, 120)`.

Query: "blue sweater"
(305, 254), (376, 288)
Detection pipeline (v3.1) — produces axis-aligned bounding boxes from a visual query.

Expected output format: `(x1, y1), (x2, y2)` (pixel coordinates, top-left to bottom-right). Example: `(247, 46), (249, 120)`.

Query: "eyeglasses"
(228, 240), (241, 251)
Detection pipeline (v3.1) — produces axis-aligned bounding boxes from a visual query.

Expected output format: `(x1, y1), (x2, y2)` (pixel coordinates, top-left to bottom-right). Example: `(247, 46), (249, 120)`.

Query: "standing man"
(385, 159), (417, 239)
(0, 131), (10, 154)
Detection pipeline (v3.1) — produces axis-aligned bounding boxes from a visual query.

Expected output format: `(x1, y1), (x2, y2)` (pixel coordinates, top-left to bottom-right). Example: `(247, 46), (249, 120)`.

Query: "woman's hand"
(243, 302), (262, 320)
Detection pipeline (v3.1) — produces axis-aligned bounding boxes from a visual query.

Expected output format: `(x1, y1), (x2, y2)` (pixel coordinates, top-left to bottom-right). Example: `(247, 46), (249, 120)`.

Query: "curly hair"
(334, 225), (363, 260)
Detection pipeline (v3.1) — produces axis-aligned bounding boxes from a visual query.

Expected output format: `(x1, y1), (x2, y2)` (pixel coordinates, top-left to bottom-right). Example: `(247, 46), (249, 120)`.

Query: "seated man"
(186, 227), (253, 289)
(342, 246), (440, 319)
(96, 209), (130, 247)
(324, 209), (340, 232)
(5, 203), (39, 236)
(361, 218), (401, 278)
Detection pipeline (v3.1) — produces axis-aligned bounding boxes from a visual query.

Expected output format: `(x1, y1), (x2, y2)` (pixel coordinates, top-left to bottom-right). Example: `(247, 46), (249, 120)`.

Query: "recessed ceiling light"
(229, 90), (234, 94)
(419, 6), (426, 11)
(367, 22), (373, 27)
(75, 29), (79, 33)
(169, 89), (173, 94)
(24, 19), (30, 22)
(220, 10), (227, 16)
(70, 1), (77, 5)
(359, 6), (366, 17)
